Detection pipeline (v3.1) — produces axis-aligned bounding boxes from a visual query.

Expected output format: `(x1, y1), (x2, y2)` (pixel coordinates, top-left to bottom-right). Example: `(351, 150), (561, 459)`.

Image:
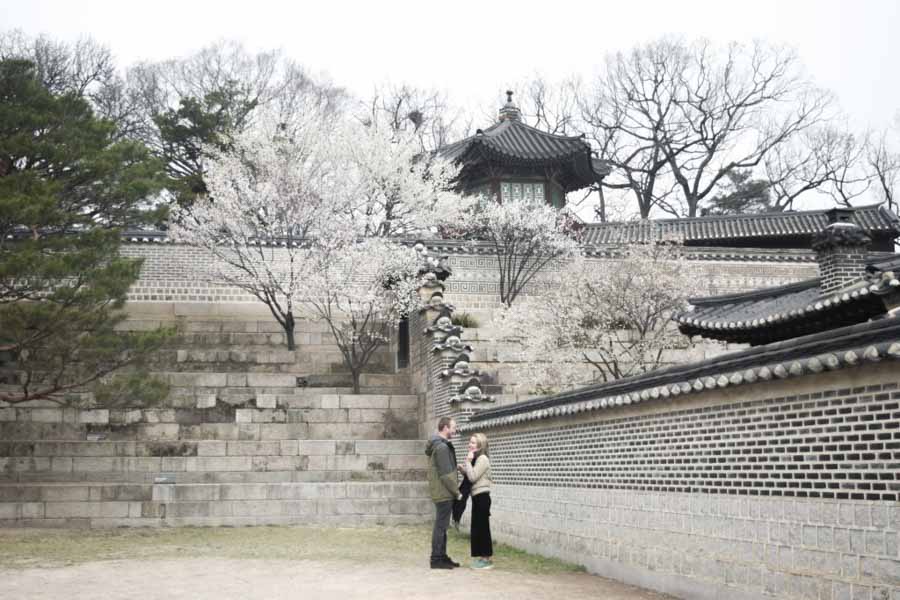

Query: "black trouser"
(430, 500), (452, 561)
(470, 492), (493, 558)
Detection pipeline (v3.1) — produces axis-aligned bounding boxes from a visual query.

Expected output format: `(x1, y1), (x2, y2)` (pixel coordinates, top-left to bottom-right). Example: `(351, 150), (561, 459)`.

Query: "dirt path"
(0, 558), (670, 600)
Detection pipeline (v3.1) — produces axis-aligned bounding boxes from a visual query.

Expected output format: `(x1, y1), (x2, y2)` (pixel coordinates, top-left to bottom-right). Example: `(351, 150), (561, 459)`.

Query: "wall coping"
(114, 230), (844, 264)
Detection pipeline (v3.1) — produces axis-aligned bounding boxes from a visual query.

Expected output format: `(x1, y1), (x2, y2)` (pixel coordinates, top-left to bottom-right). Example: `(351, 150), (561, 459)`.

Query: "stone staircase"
(0, 317), (430, 528)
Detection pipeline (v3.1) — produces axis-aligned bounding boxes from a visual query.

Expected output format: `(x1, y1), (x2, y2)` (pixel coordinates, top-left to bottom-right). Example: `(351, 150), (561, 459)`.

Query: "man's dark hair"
(436, 417), (454, 432)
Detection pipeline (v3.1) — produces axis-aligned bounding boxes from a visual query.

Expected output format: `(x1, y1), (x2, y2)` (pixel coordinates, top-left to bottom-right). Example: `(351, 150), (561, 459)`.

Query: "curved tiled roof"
(436, 119), (609, 193)
(461, 316), (900, 432)
(676, 259), (900, 345)
(582, 204), (900, 247)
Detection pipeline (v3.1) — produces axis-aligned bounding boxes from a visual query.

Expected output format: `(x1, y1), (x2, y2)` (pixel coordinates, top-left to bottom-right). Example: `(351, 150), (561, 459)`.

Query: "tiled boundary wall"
(120, 239), (818, 312)
(461, 362), (900, 600)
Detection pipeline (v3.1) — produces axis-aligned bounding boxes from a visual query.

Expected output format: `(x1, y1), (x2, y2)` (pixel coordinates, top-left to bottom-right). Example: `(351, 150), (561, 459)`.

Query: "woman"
(460, 432), (493, 569)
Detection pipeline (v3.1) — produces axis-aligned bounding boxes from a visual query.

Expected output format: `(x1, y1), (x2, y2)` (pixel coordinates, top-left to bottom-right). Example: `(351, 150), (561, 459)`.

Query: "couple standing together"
(425, 416), (493, 570)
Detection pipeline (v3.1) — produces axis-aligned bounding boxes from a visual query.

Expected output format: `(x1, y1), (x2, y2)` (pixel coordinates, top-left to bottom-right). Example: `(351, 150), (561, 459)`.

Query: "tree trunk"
(351, 368), (361, 395)
(283, 312), (296, 351)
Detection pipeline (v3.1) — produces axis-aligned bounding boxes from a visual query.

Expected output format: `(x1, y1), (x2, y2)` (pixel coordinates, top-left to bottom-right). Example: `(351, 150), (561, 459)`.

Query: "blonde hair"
(470, 433), (489, 456)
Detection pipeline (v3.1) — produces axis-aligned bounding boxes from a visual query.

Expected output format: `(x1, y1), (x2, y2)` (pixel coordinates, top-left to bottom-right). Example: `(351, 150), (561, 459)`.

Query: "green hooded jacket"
(425, 434), (460, 502)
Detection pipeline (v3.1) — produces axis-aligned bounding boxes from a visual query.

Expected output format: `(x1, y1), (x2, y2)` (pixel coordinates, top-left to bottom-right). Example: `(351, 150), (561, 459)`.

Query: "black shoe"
(444, 556), (460, 567)
(430, 559), (455, 569)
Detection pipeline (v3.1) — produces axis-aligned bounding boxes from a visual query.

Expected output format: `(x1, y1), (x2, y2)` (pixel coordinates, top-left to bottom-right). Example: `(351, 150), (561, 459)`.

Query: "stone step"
(0, 482), (152, 503)
(0, 439), (428, 482)
(0, 439), (424, 458)
(6, 469), (426, 484)
(0, 452), (426, 475)
(0, 481), (430, 528)
(118, 319), (335, 335)
(0, 419), (416, 442)
(4, 398), (418, 425)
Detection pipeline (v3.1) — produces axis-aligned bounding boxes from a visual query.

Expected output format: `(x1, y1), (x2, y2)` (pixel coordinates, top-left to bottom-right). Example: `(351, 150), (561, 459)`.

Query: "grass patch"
(0, 525), (584, 575)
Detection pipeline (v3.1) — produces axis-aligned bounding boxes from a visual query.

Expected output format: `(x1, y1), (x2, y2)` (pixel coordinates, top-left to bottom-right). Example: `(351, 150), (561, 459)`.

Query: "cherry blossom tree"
(303, 239), (423, 393)
(496, 243), (694, 394)
(341, 119), (467, 238)
(453, 197), (580, 307)
(168, 114), (352, 350)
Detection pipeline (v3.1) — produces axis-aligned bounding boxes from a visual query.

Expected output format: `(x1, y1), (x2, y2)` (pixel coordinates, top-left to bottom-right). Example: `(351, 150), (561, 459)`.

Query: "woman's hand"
(466, 451), (475, 462)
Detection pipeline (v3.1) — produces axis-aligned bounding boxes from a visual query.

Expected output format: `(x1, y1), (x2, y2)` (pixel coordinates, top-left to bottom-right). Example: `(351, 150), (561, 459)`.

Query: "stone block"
(258, 423), (309, 440)
(197, 441), (227, 457)
(30, 409), (63, 423)
(355, 440), (422, 455)
(50, 457), (73, 473)
(389, 396), (419, 409)
(227, 441), (281, 456)
(169, 373), (228, 388)
(386, 455), (427, 470)
(246, 373), (296, 388)
(165, 502), (211, 518)
(298, 441), (336, 456)
(251, 409), (286, 424)
(307, 423), (384, 440)
(301, 409), (348, 423)
(196, 394), (217, 409)
(348, 409), (389, 423)
(42, 486), (90, 502)
(161, 457), (187, 472)
(227, 373), (247, 387)
(220, 483), (268, 501)
(174, 485), (220, 502)
(0, 408), (15, 421)
(151, 485), (174, 503)
(339, 395), (390, 409)
(250, 455), (300, 472)
(185, 456), (252, 472)
(319, 395), (340, 409)
(235, 409), (253, 424)
(20, 502), (44, 519)
(279, 440), (299, 456)
(138, 424), (181, 440)
(256, 395), (277, 409)
(183, 321), (223, 333)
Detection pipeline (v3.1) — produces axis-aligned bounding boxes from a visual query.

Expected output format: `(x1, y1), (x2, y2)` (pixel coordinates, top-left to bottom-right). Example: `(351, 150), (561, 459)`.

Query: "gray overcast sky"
(5, 0), (900, 129)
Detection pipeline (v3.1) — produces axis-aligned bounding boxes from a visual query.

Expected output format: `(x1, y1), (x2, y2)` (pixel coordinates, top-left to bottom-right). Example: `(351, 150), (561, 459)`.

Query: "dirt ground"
(0, 527), (673, 600)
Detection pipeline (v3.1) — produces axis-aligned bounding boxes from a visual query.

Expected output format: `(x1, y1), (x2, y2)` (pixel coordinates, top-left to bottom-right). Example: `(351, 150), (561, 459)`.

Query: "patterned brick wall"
(121, 242), (819, 310)
(465, 363), (900, 599)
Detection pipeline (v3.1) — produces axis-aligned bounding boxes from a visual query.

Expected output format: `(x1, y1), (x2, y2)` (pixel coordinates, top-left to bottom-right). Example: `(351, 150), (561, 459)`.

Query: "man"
(425, 416), (463, 569)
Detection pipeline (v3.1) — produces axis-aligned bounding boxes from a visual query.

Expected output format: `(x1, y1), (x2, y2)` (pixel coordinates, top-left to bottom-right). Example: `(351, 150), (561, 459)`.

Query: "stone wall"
(460, 362), (900, 600)
(120, 239), (820, 403)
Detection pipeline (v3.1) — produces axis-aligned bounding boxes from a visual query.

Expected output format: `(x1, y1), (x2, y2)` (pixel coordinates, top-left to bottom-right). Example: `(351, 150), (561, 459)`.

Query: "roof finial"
(498, 89), (521, 122)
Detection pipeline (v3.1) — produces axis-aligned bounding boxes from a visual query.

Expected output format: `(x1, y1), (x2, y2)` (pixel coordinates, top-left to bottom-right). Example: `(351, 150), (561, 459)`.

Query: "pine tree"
(0, 59), (170, 405)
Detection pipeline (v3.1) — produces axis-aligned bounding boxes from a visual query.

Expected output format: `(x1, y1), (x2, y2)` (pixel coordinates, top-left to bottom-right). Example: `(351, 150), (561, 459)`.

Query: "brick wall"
(463, 363), (900, 599)
(818, 250), (869, 295)
(121, 242), (818, 311)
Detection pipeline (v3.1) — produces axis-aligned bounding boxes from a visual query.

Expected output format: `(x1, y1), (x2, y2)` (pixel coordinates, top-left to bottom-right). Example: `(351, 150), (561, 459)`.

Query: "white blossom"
(168, 112), (354, 349)
(496, 243), (697, 394)
(338, 120), (469, 237)
(303, 239), (423, 392)
(458, 196), (580, 306)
